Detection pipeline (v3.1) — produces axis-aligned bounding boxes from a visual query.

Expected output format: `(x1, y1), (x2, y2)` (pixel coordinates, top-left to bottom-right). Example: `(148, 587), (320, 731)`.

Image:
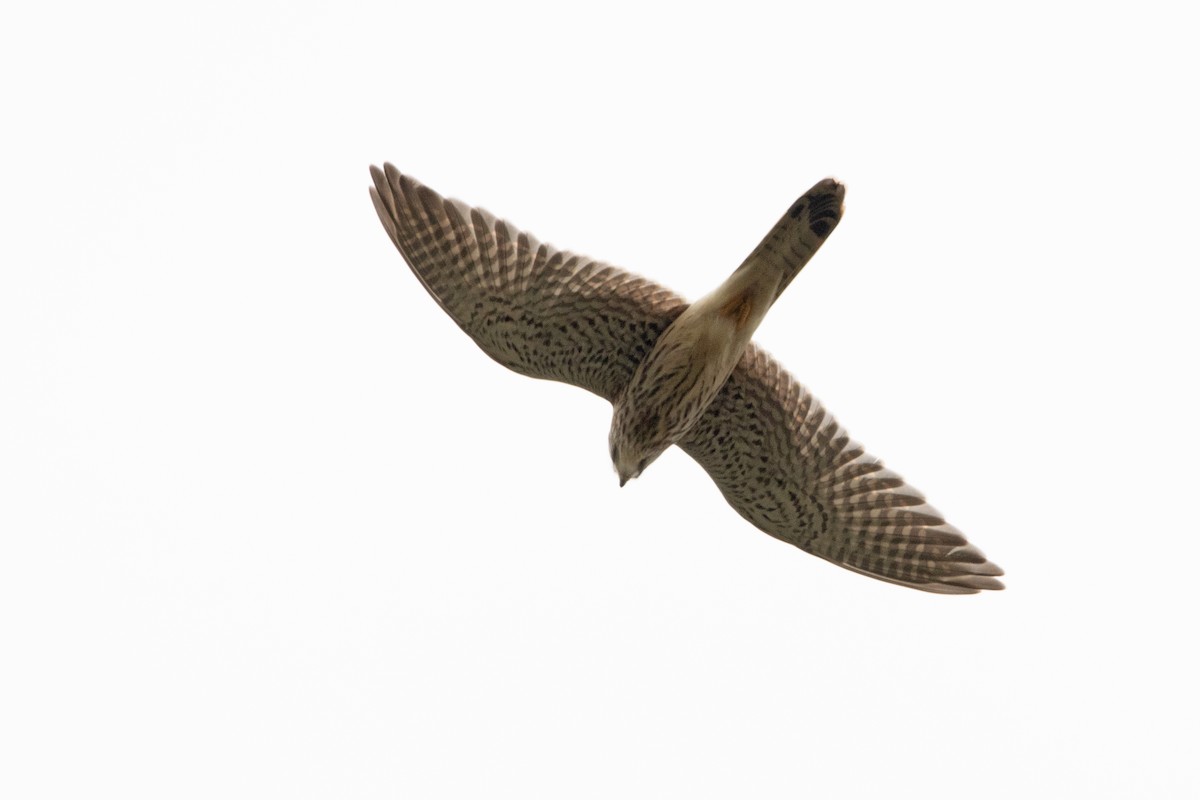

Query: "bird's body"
(610, 179), (845, 485)
(369, 164), (1004, 594)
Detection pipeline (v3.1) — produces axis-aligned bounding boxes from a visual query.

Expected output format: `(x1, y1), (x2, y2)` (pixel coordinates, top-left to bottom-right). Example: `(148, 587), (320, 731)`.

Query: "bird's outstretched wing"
(679, 346), (1005, 593)
(370, 163), (686, 401)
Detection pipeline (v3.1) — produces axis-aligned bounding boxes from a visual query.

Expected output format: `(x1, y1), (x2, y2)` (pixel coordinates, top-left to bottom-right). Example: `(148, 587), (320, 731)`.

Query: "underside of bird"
(369, 163), (1005, 594)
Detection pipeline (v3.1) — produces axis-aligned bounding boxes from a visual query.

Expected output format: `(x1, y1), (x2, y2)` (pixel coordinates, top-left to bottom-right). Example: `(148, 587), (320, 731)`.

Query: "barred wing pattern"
(371, 164), (1003, 593)
(679, 348), (1004, 593)
(370, 164), (685, 401)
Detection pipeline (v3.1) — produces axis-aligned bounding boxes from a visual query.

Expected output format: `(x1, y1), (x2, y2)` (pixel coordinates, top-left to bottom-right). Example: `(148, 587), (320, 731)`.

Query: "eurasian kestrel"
(369, 164), (1003, 594)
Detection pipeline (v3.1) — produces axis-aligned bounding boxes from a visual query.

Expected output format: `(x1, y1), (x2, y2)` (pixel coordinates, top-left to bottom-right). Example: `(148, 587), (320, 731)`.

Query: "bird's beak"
(619, 474), (629, 488)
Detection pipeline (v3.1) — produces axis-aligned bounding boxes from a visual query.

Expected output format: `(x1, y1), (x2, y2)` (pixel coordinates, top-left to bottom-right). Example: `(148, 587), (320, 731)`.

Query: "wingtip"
(837, 559), (1007, 594)
(935, 556), (1006, 593)
(937, 546), (1005, 593)
(945, 574), (1006, 593)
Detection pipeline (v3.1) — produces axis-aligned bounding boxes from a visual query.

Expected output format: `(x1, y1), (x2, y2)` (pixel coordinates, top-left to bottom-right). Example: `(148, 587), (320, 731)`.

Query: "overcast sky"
(2, 2), (1197, 798)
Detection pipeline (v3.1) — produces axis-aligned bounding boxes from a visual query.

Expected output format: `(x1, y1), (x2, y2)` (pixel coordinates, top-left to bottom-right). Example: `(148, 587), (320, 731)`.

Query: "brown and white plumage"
(369, 164), (1004, 594)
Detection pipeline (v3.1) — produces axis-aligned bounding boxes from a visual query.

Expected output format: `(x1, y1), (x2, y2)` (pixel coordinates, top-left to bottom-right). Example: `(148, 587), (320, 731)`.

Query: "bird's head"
(609, 409), (670, 487)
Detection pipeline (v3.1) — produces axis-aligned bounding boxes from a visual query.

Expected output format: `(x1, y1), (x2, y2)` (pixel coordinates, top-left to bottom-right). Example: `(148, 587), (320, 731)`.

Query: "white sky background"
(2, 1), (1197, 797)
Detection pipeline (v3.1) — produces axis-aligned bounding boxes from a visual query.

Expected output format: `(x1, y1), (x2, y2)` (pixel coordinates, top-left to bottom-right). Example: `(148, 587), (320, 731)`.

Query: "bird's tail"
(735, 178), (845, 304)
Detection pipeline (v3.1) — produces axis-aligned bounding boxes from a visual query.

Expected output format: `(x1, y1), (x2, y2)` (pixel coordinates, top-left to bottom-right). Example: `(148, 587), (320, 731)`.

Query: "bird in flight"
(369, 164), (1003, 594)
